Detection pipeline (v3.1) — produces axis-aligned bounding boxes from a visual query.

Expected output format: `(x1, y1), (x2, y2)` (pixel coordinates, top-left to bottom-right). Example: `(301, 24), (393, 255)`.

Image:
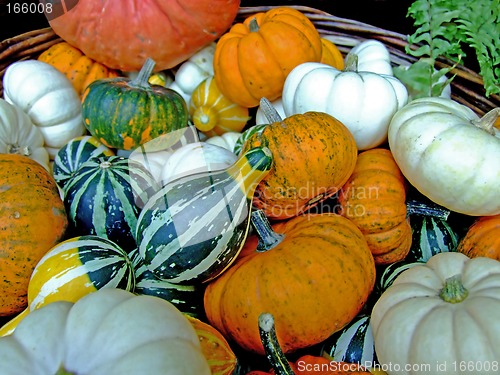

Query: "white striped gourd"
(52, 135), (114, 191)
(135, 146), (273, 284)
(64, 156), (160, 251)
(0, 235), (134, 336)
(321, 314), (378, 369)
(129, 248), (205, 318)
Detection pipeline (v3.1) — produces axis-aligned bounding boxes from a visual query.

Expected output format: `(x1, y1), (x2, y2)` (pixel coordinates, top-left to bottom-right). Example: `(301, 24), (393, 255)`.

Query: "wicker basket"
(1, 5), (499, 116)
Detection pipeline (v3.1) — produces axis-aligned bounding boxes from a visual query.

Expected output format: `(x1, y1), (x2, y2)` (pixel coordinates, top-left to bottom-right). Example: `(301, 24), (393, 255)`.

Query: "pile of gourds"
(1, 3), (499, 375)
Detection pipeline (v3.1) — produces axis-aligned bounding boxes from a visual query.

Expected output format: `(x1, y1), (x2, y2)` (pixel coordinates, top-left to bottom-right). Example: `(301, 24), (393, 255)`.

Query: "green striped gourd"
(129, 248), (205, 318)
(0, 235), (134, 336)
(52, 135), (114, 190)
(321, 314), (377, 369)
(374, 260), (423, 297)
(64, 156), (160, 251)
(233, 124), (266, 156)
(406, 215), (459, 263)
(135, 146), (274, 284)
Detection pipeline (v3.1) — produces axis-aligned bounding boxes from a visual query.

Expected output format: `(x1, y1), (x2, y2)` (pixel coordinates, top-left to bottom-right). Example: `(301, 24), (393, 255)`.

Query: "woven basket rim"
(0, 5), (498, 115)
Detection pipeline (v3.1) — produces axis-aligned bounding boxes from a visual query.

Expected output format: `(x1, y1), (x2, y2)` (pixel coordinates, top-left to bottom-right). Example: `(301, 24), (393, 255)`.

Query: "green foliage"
(394, 0), (500, 98)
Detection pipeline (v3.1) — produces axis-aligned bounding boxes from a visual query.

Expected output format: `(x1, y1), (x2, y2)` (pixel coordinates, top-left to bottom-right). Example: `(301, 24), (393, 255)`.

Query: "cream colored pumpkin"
(347, 39), (393, 75)
(0, 98), (49, 170)
(205, 132), (241, 153)
(282, 61), (408, 150)
(371, 252), (500, 375)
(0, 288), (210, 375)
(388, 97), (500, 216)
(2, 60), (86, 158)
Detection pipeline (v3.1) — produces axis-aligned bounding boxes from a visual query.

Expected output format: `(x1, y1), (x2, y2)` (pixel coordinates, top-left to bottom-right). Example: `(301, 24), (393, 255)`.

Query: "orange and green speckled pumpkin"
(336, 148), (412, 265)
(38, 41), (121, 97)
(242, 104), (357, 220)
(185, 315), (238, 375)
(457, 214), (500, 261)
(0, 154), (68, 317)
(82, 58), (189, 150)
(204, 210), (376, 355)
(213, 7), (323, 108)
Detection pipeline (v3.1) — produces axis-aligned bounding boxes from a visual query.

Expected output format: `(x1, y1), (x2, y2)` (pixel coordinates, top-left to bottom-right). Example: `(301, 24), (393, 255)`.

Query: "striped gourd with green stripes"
(129, 249), (205, 318)
(0, 235), (134, 336)
(321, 314), (377, 369)
(374, 260), (423, 298)
(52, 135), (114, 191)
(135, 146), (273, 284)
(64, 155), (160, 251)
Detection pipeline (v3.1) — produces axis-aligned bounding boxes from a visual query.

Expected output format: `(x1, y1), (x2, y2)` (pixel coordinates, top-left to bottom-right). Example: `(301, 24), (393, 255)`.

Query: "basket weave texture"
(1, 5), (499, 115)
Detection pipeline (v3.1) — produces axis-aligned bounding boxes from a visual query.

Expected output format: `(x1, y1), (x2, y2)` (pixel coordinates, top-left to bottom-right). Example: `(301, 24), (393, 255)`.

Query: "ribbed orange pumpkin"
(336, 148), (412, 265)
(44, 0), (240, 72)
(320, 38), (345, 70)
(204, 210), (376, 355)
(213, 7), (323, 108)
(0, 154), (68, 316)
(185, 315), (238, 375)
(457, 214), (500, 260)
(38, 42), (120, 97)
(242, 105), (357, 220)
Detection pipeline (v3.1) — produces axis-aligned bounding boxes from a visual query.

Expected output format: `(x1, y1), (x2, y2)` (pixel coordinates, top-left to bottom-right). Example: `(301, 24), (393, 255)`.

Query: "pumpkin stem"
(406, 199), (450, 220)
(55, 367), (75, 375)
(439, 274), (469, 303)
(259, 98), (283, 123)
(471, 108), (500, 135)
(258, 313), (296, 375)
(7, 144), (31, 157)
(129, 58), (156, 89)
(343, 53), (359, 72)
(251, 209), (284, 251)
(249, 17), (260, 33)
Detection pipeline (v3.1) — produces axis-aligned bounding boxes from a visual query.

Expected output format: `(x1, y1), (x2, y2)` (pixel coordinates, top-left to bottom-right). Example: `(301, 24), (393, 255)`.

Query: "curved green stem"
(439, 274), (469, 303)
(258, 313), (295, 375)
(129, 58), (156, 89)
(472, 108), (500, 135)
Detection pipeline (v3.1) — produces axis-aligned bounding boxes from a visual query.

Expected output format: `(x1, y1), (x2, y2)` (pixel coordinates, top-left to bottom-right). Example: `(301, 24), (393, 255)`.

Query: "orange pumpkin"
(204, 210), (376, 355)
(336, 148), (412, 265)
(214, 7), (322, 108)
(242, 103), (357, 220)
(457, 214), (500, 260)
(185, 315), (238, 375)
(320, 38), (345, 70)
(38, 42), (120, 97)
(0, 154), (68, 316)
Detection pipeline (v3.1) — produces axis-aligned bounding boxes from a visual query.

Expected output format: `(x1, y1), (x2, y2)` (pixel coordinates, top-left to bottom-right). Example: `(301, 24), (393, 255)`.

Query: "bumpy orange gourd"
(0, 154), (68, 316)
(336, 148), (412, 265)
(38, 42), (120, 97)
(242, 108), (357, 220)
(214, 7), (322, 108)
(457, 214), (500, 260)
(320, 38), (345, 70)
(204, 211), (376, 355)
(185, 315), (238, 375)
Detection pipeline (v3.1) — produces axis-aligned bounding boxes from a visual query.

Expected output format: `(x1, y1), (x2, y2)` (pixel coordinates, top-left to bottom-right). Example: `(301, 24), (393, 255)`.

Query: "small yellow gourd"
(189, 77), (250, 137)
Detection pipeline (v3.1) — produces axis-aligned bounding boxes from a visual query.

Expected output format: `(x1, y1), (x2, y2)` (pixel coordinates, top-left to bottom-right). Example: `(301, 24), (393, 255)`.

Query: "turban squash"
(44, 0), (240, 72)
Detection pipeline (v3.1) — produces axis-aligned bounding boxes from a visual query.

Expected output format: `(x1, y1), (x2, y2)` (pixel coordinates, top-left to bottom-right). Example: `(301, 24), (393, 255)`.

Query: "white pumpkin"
(168, 43), (216, 103)
(0, 98), (50, 170)
(371, 252), (500, 375)
(161, 141), (237, 185)
(2, 60), (86, 158)
(282, 61), (408, 150)
(347, 39), (393, 75)
(388, 97), (500, 216)
(0, 288), (211, 375)
(205, 131), (241, 153)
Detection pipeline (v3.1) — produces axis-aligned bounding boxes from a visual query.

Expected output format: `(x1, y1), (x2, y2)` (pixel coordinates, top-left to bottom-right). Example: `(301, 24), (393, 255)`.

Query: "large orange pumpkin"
(336, 148), (412, 265)
(242, 106), (357, 220)
(0, 154), (68, 316)
(213, 7), (323, 107)
(204, 210), (376, 355)
(457, 214), (500, 260)
(38, 42), (120, 97)
(44, 0), (240, 72)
